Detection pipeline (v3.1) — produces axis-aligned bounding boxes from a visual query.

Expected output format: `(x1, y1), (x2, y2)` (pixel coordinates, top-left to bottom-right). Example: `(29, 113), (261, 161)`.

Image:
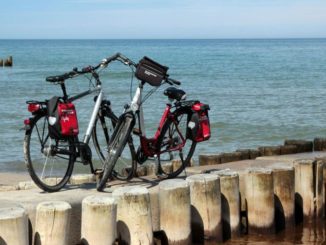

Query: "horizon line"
(0, 37), (326, 41)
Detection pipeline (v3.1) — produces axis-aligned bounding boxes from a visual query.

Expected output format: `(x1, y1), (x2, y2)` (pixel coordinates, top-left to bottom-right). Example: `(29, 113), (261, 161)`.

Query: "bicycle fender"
(109, 111), (136, 141)
(118, 111), (136, 125)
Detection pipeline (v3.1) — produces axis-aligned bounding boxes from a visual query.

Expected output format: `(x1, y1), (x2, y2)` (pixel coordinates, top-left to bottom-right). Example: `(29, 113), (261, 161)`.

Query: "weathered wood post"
(0, 59), (3, 67)
(314, 138), (326, 151)
(4, 56), (13, 67)
(70, 174), (95, 185)
(316, 160), (325, 218)
(294, 159), (315, 222)
(112, 186), (153, 244)
(34, 201), (72, 245)
(273, 166), (295, 231)
(213, 170), (241, 239)
(186, 174), (222, 243)
(81, 195), (117, 245)
(159, 179), (191, 244)
(199, 154), (221, 165)
(245, 168), (275, 234)
(0, 202), (28, 245)
(172, 159), (182, 172)
(323, 161), (326, 218)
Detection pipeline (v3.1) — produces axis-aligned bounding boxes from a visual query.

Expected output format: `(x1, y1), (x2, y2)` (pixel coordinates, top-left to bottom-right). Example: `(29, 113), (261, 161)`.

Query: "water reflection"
(224, 220), (326, 244)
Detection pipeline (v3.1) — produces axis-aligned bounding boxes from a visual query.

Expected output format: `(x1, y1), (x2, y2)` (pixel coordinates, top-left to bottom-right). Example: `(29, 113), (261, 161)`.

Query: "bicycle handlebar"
(45, 53), (180, 86)
(45, 53), (135, 83)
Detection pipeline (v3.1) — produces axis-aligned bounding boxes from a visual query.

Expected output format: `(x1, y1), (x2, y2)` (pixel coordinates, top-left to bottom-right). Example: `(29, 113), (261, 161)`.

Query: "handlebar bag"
(47, 97), (79, 139)
(135, 56), (168, 86)
(187, 102), (211, 142)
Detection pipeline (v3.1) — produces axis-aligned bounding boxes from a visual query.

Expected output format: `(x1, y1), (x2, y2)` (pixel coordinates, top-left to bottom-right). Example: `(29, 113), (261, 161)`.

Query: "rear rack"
(26, 100), (48, 105)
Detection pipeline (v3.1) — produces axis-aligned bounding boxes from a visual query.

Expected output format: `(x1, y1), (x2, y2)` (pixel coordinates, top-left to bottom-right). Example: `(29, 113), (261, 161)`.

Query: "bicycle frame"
(68, 85), (103, 145)
(130, 82), (186, 157)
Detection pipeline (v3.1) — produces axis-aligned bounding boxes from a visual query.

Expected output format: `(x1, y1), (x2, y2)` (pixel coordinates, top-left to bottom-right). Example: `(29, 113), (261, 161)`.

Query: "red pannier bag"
(57, 102), (79, 136)
(188, 102), (211, 142)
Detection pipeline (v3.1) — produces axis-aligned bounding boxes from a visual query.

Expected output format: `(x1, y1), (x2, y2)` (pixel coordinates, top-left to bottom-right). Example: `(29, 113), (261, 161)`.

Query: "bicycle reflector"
(24, 119), (30, 125)
(28, 103), (41, 113)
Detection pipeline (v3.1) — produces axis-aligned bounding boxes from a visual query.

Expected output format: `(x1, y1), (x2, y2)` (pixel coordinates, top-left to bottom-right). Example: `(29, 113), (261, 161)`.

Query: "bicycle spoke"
(41, 138), (51, 179)
(25, 115), (75, 192)
(157, 109), (196, 178)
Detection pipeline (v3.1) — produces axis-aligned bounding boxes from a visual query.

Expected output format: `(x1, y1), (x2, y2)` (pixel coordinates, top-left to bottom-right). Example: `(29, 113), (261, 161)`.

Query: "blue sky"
(1, 0), (326, 39)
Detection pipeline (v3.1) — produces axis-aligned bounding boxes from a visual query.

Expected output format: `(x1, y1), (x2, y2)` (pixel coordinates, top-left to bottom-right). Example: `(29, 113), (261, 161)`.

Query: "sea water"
(0, 39), (326, 172)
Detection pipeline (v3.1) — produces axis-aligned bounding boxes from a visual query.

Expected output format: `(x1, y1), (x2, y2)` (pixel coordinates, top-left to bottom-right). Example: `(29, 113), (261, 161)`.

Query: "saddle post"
(60, 82), (68, 101)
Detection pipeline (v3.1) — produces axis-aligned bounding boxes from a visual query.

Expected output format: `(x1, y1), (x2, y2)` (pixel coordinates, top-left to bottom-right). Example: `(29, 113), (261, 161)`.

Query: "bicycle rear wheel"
(157, 108), (196, 178)
(24, 115), (75, 192)
(96, 115), (134, 191)
(92, 112), (136, 180)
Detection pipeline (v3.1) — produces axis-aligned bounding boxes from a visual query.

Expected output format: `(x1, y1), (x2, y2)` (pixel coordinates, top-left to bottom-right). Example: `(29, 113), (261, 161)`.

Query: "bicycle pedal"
(94, 169), (103, 176)
(132, 128), (141, 135)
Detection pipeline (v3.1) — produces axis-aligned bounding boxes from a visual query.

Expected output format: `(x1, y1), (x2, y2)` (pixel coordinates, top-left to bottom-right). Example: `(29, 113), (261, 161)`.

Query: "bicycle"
(23, 53), (137, 192)
(97, 56), (211, 191)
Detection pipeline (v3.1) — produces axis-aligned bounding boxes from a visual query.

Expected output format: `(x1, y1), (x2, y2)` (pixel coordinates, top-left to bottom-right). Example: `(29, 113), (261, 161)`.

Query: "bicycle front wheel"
(92, 112), (136, 181)
(157, 108), (197, 178)
(96, 115), (134, 191)
(24, 115), (75, 192)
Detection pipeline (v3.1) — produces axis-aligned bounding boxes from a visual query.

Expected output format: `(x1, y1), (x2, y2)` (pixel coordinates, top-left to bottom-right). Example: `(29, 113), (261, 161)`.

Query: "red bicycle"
(97, 56), (211, 191)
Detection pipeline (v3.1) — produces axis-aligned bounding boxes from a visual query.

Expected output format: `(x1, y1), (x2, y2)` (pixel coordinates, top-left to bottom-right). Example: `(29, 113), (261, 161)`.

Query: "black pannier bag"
(135, 56), (169, 86)
(47, 96), (61, 139)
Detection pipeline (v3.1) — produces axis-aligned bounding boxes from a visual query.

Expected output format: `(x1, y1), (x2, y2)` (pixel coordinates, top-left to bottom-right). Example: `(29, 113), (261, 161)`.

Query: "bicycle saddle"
(163, 87), (186, 101)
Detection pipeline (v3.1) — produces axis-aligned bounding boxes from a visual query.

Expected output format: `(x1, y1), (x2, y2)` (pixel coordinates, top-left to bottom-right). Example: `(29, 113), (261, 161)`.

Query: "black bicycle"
(23, 53), (136, 192)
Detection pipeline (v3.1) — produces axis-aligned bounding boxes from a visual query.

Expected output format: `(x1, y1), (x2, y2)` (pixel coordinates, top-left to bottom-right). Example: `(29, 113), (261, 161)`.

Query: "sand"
(0, 172), (30, 186)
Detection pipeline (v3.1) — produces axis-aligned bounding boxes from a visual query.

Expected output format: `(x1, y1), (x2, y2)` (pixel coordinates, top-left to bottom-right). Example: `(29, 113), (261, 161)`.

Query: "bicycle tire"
(96, 115), (134, 191)
(24, 114), (75, 192)
(157, 108), (197, 178)
(92, 112), (136, 180)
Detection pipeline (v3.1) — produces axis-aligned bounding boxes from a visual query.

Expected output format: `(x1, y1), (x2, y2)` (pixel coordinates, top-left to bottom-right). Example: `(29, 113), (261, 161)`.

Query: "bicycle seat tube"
(83, 85), (103, 144)
(130, 81), (146, 137)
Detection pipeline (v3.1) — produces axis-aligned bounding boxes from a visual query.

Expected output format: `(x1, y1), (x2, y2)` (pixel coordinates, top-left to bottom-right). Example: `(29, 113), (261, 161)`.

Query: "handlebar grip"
(167, 78), (181, 86)
(104, 53), (121, 64)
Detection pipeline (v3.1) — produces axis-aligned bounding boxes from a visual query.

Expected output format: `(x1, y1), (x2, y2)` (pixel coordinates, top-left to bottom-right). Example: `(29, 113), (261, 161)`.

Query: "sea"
(0, 39), (326, 172)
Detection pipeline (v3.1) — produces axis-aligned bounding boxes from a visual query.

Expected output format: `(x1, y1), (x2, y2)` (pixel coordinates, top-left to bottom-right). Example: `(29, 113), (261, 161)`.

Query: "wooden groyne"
(0, 56), (13, 67)
(1, 138), (326, 244)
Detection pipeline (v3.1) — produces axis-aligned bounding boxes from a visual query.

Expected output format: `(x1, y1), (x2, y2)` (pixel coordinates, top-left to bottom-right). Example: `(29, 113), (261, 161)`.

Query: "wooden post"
(213, 170), (241, 239)
(273, 166), (295, 231)
(199, 154), (221, 165)
(70, 174), (95, 185)
(314, 138), (326, 151)
(81, 195), (117, 245)
(316, 160), (325, 218)
(186, 174), (222, 243)
(245, 168), (275, 234)
(112, 186), (153, 244)
(294, 159), (315, 222)
(0, 202), (28, 245)
(35, 201), (71, 245)
(0, 59), (3, 67)
(159, 179), (191, 244)
(146, 162), (157, 176)
(4, 56), (13, 67)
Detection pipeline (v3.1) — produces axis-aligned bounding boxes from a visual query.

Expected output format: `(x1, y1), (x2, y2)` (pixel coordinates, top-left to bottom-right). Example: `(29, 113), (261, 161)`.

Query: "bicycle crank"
(78, 143), (92, 165)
